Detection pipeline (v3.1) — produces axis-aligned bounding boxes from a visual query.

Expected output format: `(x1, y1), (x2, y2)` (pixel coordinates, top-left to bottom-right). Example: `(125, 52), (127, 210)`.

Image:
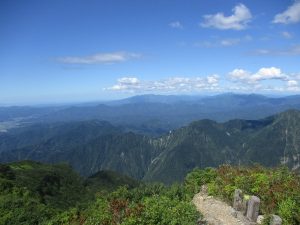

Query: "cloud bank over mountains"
(106, 75), (220, 93)
(107, 67), (300, 94)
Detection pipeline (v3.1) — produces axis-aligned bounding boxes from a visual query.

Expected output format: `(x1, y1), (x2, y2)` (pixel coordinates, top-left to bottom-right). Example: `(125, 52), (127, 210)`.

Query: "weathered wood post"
(246, 196), (260, 222)
(233, 189), (243, 211)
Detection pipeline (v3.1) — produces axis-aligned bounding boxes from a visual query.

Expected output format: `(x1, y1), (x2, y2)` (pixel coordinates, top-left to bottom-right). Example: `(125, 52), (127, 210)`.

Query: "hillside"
(85, 170), (140, 193)
(1, 110), (300, 184)
(145, 110), (300, 183)
(0, 160), (198, 225)
(1, 161), (299, 225)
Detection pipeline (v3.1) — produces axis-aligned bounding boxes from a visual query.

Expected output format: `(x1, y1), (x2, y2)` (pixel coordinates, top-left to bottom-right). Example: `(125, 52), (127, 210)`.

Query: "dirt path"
(192, 189), (255, 225)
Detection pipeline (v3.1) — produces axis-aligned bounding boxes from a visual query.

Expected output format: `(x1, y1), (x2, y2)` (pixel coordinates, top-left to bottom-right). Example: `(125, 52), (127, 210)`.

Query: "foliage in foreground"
(0, 161), (199, 225)
(5, 160), (299, 225)
(50, 184), (199, 225)
(185, 165), (300, 225)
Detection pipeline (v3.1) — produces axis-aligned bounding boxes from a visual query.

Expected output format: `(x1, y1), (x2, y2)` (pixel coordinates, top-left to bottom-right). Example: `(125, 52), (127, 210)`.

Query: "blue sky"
(1, 0), (300, 104)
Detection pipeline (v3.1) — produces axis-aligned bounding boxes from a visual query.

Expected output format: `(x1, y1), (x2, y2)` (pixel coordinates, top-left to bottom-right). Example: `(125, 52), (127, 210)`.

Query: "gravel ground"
(192, 189), (256, 225)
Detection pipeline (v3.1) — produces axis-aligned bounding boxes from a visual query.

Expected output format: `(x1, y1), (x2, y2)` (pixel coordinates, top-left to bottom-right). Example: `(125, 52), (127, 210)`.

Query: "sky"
(1, 0), (300, 104)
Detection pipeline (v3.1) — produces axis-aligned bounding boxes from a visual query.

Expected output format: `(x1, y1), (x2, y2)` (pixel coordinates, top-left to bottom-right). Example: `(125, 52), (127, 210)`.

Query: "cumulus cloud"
(229, 69), (251, 80)
(287, 80), (300, 91)
(57, 52), (141, 64)
(106, 75), (220, 93)
(253, 67), (286, 81)
(169, 21), (183, 29)
(109, 77), (141, 91)
(273, 1), (300, 24)
(201, 4), (252, 30)
(229, 67), (288, 84)
(287, 80), (298, 87)
(228, 67), (300, 92)
(106, 68), (300, 94)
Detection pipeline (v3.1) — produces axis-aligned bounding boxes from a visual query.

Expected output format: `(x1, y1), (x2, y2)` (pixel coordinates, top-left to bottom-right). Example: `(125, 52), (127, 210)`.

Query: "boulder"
(270, 215), (282, 225)
(256, 215), (264, 224)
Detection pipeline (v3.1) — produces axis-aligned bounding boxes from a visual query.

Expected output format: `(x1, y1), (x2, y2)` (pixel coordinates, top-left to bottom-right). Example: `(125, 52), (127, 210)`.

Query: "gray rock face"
(270, 215), (282, 225)
(246, 196), (260, 222)
(233, 189), (243, 211)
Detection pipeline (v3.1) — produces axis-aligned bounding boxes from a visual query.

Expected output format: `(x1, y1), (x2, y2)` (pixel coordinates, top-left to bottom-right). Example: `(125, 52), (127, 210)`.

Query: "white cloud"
(252, 67), (287, 81)
(109, 77), (141, 91)
(281, 31), (293, 39)
(253, 45), (300, 56)
(220, 38), (240, 46)
(229, 69), (251, 80)
(106, 69), (300, 94)
(201, 4), (252, 30)
(195, 36), (252, 48)
(228, 67), (300, 92)
(169, 21), (183, 29)
(229, 67), (288, 84)
(287, 80), (298, 87)
(287, 80), (300, 91)
(273, 1), (300, 24)
(106, 75), (220, 93)
(57, 52), (141, 64)
(207, 75), (219, 86)
(118, 77), (140, 85)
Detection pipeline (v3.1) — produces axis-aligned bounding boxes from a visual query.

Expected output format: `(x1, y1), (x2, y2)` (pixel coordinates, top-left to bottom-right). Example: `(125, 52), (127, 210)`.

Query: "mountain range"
(2, 93), (300, 136)
(1, 108), (300, 184)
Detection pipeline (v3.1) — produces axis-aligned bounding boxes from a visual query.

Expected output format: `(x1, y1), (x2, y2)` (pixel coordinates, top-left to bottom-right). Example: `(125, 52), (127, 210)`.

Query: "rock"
(270, 215), (282, 225)
(256, 215), (264, 224)
(201, 185), (208, 193)
(197, 218), (207, 225)
(246, 196), (260, 222)
(233, 189), (244, 211)
(230, 207), (238, 218)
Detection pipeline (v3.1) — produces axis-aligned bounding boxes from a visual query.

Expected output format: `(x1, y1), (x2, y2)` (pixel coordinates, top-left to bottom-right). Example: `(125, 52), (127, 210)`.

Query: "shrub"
(185, 165), (300, 225)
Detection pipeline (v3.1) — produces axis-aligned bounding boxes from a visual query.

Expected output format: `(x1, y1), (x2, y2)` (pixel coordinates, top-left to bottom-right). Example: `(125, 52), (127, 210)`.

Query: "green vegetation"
(66, 184), (199, 225)
(185, 165), (300, 225)
(0, 161), (199, 225)
(1, 160), (300, 225)
(0, 161), (89, 224)
(84, 170), (140, 194)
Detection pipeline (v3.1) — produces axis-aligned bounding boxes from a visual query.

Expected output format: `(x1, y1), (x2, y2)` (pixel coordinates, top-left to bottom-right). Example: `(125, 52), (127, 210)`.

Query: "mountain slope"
(243, 110), (300, 168)
(145, 110), (300, 183)
(85, 170), (139, 193)
(0, 160), (140, 224)
(1, 110), (300, 184)
(0, 122), (158, 179)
